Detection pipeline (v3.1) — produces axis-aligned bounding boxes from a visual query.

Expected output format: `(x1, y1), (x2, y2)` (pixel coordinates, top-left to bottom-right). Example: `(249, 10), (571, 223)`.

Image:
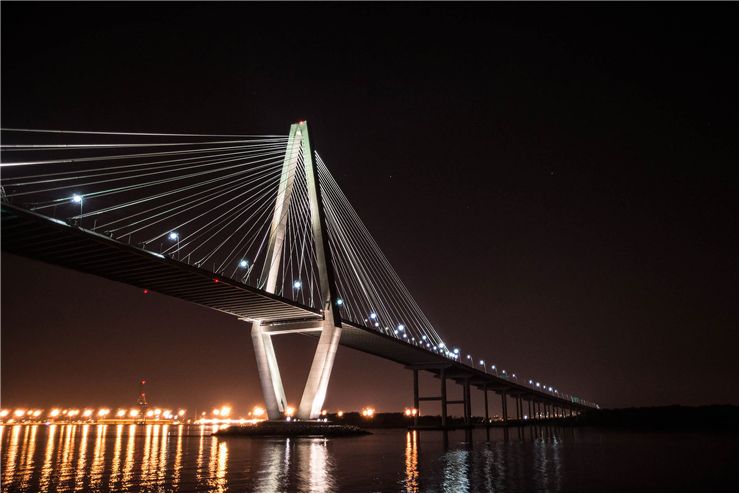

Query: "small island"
(214, 421), (372, 438)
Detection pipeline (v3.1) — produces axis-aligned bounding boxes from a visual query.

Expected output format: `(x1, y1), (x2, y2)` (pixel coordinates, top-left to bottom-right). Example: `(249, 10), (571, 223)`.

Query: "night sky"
(1, 3), (737, 416)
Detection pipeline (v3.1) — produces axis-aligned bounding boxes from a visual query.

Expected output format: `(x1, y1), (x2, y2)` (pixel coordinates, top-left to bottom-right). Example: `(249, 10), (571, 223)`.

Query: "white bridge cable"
(56, 157), (284, 217)
(96, 170), (277, 233)
(187, 183), (282, 269)
(316, 155), (446, 348)
(141, 165), (284, 246)
(0, 141), (289, 167)
(1, 128), (287, 137)
(112, 165), (283, 240)
(0, 138), (288, 151)
(5, 147), (287, 199)
(2, 143), (288, 185)
(323, 195), (434, 342)
(325, 185), (445, 348)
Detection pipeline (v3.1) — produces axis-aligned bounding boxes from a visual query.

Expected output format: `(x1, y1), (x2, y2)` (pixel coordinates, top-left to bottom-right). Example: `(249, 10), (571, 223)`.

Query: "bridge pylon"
(251, 120), (342, 420)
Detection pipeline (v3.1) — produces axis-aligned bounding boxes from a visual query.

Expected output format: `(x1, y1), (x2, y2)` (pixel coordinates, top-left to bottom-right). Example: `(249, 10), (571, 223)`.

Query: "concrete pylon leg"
(297, 320), (342, 419)
(251, 322), (287, 419)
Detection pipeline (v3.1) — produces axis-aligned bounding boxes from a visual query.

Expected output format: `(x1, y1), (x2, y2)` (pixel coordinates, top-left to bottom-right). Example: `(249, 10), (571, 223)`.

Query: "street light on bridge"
(72, 193), (83, 220)
(168, 231), (180, 258)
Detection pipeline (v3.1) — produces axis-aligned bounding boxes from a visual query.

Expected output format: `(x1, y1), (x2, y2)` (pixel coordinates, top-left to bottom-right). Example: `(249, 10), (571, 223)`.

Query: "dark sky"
(1, 2), (737, 416)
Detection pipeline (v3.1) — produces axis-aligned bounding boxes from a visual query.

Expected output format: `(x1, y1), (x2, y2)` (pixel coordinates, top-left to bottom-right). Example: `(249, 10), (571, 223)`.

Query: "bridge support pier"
(440, 368), (448, 427)
(483, 385), (489, 425)
(500, 391), (508, 425)
(413, 369), (420, 427)
(250, 322), (287, 420)
(463, 378), (471, 426)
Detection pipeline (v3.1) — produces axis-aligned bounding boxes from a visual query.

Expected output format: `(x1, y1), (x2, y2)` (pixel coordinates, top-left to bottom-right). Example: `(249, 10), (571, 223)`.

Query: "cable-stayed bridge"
(0, 121), (597, 424)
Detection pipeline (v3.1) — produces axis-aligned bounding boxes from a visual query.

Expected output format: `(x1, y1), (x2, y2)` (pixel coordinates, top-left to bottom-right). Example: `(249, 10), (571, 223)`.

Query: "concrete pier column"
(463, 379), (471, 426)
(297, 319), (342, 419)
(413, 369), (419, 427)
(440, 368), (448, 428)
(251, 321), (287, 419)
(483, 385), (489, 425)
(501, 392), (508, 425)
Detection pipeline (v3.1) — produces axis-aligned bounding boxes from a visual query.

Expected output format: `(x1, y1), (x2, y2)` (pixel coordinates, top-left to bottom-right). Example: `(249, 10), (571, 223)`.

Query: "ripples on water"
(1, 423), (736, 492)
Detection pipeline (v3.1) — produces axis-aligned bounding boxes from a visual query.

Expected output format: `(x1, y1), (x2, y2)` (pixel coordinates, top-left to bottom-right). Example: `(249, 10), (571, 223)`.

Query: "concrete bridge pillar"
(483, 385), (489, 425)
(500, 391), (508, 425)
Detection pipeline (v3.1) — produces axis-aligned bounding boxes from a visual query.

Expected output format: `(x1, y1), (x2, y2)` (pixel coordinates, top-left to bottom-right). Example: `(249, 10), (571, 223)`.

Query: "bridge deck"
(1, 203), (322, 323)
(2, 202), (590, 410)
(320, 322), (589, 409)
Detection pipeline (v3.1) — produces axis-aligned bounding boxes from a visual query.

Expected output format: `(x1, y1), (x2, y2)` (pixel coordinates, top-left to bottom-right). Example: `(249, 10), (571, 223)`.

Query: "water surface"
(1, 424), (736, 492)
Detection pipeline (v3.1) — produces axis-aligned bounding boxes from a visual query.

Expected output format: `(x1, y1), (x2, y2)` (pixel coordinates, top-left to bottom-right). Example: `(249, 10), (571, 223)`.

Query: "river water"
(1, 423), (736, 492)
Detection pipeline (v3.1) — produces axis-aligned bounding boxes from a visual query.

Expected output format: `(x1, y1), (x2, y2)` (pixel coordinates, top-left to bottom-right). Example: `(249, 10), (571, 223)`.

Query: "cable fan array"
(0, 128), (323, 308)
(0, 128), (450, 351)
(317, 154), (447, 352)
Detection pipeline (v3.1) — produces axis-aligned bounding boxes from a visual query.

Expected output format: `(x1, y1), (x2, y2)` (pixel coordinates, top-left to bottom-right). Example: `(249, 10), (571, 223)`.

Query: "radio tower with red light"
(137, 379), (149, 421)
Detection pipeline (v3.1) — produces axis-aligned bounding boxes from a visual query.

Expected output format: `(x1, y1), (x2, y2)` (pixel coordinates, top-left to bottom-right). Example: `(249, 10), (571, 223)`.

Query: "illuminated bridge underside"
(1, 203), (320, 323)
(2, 202), (586, 411)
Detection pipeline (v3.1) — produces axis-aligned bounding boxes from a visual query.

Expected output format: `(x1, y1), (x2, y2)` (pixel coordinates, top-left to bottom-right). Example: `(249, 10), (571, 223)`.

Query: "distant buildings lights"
(116, 409), (127, 417)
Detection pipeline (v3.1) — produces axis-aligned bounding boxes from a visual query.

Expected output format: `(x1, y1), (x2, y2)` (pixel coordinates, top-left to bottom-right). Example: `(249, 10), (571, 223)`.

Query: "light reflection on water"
(1, 423), (735, 492)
